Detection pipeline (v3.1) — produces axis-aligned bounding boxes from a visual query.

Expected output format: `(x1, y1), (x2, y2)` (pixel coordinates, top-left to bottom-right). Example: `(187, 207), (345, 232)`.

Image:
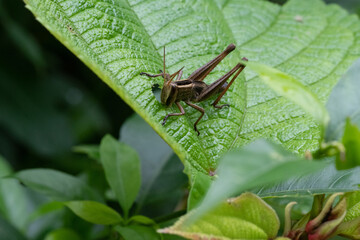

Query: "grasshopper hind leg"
(211, 63), (246, 109)
(185, 101), (205, 136)
(212, 83), (230, 109)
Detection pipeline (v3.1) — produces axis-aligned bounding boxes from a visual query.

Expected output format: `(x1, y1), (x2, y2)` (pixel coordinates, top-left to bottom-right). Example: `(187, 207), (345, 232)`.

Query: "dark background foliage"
(0, 0), (359, 174)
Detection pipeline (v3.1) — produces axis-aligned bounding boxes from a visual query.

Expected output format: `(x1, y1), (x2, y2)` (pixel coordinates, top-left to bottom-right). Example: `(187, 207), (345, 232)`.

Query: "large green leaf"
(255, 164), (360, 197)
(23, 0), (360, 173)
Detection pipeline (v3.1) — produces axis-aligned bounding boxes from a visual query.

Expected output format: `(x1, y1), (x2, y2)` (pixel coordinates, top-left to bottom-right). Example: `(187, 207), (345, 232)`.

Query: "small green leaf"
(115, 225), (160, 240)
(64, 200), (123, 225)
(255, 164), (360, 197)
(73, 145), (100, 162)
(159, 193), (279, 240)
(44, 228), (81, 240)
(0, 156), (29, 231)
(335, 218), (360, 239)
(326, 58), (360, 141)
(100, 135), (141, 217)
(120, 114), (187, 217)
(14, 169), (102, 202)
(336, 192), (360, 239)
(336, 118), (360, 169)
(247, 62), (329, 127)
(128, 215), (156, 225)
(192, 140), (328, 222)
(187, 172), (212, 211)
(27, 201), (64, 224)
(335, 192), (360, 239)
(344, 191), (360, 222)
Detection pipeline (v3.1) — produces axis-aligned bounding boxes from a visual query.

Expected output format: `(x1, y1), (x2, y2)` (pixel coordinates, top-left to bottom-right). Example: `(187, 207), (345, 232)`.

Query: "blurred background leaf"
(0, 0), (133, 174)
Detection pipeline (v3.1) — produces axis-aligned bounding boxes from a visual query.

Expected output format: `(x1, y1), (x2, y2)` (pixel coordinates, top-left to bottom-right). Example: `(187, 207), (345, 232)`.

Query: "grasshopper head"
(160, 46), (178, 107)
(161, 73), (176, 107)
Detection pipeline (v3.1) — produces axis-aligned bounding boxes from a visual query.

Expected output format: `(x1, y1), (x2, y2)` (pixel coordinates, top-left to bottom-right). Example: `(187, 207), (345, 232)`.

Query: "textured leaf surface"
(247, 62), (329, 127)
(24, 0), (360, 173)
(344, 191), (360, 222)
(159, 193), (279, 240)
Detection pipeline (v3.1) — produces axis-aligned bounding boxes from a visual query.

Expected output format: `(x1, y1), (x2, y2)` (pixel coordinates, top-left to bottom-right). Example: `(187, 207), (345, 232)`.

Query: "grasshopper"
(140, 44), (247, 136)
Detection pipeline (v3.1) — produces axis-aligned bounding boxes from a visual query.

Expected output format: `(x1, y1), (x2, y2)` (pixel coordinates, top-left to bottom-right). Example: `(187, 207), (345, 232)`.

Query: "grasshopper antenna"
(163, 46), (168, 85)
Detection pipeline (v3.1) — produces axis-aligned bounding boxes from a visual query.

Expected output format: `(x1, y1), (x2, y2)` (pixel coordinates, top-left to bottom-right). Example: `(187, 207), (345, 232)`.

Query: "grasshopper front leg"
(162, 102), (185, 126)
(140, 72), (164, 78)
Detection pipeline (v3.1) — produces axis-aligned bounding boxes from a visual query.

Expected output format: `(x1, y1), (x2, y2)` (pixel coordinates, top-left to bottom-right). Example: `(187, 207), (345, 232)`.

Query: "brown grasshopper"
(140, 44), (247, 136)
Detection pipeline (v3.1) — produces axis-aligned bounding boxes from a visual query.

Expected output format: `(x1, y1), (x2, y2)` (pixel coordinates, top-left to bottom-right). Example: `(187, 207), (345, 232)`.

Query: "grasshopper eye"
(151, 84), (162, 103)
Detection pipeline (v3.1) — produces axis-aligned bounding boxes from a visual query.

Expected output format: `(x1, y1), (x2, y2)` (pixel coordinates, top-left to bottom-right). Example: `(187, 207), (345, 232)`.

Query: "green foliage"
(23, 0), (360, 175)
(2, 0), (360, 239)
(188, 140), (329, 223)
(337, 119), (360, 169)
